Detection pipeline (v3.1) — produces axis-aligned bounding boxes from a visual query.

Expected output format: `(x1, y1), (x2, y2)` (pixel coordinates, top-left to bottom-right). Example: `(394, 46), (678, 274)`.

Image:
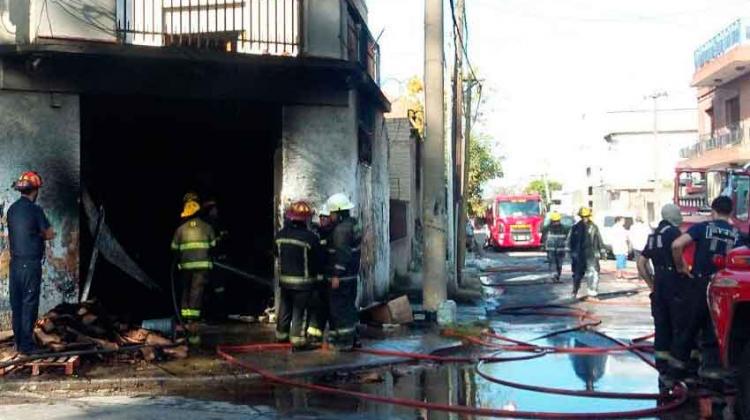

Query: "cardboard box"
(363, 295), (414, 325)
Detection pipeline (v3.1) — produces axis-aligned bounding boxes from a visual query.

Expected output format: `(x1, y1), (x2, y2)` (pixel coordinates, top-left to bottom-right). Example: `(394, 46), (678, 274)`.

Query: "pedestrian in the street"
(275, 201), (321, 350)
(610, 217), (630, 279)
(629, 217), (651, 261)
(636, 204), (682, 385)
(568, 207), (606, 299)
(7, 171), (55, 356)
(465, 217), (475, 253)
(171, 192), (216, 345)
(669, 196), (740, 381)
(542, 211), (569, 283)
(306, 205), (334, 348)
(324, 193), (362, 351)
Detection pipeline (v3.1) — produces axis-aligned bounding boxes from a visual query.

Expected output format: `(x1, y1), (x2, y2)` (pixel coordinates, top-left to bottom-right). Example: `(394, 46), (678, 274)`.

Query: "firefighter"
(542, 211), (568, 283)
(171, 193), (216, 344)
(670, 196), (740, 381)
(201, 197), (229, 321)
(275, 201), (321, 350)
(7, 171), (55, 356)
(568, 207), (606, 299)
(325, 193), (362, 351)
(307, 205), (334, 347)
(636, 203), (683, 383)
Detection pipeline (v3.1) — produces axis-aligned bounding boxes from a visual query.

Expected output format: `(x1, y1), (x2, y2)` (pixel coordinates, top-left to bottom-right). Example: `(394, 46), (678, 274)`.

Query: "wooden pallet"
(27, 355), (80, 376)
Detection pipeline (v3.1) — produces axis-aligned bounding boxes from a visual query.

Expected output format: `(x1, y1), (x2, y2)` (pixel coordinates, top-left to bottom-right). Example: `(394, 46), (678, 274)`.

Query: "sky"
(368, 0), (750, 191)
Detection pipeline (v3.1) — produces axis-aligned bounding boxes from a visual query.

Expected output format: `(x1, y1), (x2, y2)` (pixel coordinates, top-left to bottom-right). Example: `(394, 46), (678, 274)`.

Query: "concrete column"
(422, 0), (447, 312)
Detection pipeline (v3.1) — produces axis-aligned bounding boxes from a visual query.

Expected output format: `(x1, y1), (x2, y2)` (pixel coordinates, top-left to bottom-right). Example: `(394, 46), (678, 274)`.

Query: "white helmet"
(326, 193), (355, 213)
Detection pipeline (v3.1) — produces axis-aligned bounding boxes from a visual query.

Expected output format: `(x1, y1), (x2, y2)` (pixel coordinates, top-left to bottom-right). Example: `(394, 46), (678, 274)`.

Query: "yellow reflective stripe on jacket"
(171, 241), (179, 250)
(275, 238), (311, 249)
(176, 241), (214, 251)
(178, 261), (213, 270)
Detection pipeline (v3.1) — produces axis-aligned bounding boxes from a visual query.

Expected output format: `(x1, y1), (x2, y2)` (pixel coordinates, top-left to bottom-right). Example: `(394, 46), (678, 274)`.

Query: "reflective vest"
(171, 217), (216, 271)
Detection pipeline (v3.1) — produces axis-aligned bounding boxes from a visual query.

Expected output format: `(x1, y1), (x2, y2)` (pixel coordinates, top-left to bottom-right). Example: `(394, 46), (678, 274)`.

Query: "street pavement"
(0, 249), (715, 419)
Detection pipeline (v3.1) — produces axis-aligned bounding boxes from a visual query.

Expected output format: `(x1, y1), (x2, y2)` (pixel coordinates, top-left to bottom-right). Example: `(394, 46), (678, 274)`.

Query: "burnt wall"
(0, 90), (80, 329)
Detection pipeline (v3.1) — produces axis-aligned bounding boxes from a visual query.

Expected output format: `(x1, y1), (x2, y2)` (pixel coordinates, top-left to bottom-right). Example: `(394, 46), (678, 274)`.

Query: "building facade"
(386, 98), (422, 281)
(683, 17), (750, 169)
(0, 0), (390, 326)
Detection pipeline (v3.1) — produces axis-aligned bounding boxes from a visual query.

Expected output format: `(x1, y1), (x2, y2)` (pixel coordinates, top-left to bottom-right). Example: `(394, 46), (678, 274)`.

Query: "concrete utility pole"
(423, 0), (447, 312)
(646, 91), (668, 185)
(453, 0), (467, 286)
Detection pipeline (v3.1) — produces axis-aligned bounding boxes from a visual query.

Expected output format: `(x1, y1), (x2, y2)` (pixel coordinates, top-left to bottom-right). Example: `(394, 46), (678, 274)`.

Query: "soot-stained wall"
(0, 91), (80, 329)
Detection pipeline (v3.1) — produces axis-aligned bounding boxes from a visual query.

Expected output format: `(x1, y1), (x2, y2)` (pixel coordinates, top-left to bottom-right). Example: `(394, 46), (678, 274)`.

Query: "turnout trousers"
(669, 275), (719, 373)
(276, 288), (313, 347)
(328, 277), (358, 349)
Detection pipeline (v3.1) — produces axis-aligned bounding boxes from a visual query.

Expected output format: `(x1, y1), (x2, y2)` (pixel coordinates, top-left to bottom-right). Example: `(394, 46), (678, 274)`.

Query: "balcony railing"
(116, 0), (300, 56)
(680, 124), (746, 158)
(694, 18), (750, 70)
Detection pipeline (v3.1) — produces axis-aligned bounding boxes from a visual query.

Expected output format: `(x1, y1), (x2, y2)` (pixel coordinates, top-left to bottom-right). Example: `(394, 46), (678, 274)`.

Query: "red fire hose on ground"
(216, 304), (691, 419)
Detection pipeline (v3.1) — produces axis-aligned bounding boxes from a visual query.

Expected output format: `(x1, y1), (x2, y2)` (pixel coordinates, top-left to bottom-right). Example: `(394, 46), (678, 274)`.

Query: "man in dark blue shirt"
(637, 203), (683, 384)
(6, 171), (55, 356)
(670, 196), (740, 380)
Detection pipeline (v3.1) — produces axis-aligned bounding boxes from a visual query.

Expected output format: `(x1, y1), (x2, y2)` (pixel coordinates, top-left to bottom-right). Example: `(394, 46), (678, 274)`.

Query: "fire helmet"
(326, 193), (355, 213)
(285, 201), (313, 222)
(181, 200), (201, 219)
(578, 207), (592, 218)
(13, 171), (43, 192)
(550, 212), (562, 222)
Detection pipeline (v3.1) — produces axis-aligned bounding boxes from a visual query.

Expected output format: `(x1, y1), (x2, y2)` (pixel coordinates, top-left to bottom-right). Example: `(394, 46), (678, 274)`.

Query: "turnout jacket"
(329, 216), (362, 281)
(171, 217), (216, 271)
(275, 223), (322, 290)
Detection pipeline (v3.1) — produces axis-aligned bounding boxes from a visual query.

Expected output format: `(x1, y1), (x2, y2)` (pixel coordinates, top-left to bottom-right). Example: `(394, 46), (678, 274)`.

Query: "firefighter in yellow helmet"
(567, 207), (605, 299)
(542, 211), (569, 283)
(171, 192), (216, 343)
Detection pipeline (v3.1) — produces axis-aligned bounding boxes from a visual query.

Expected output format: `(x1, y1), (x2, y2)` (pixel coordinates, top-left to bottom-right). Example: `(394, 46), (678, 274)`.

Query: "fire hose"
(216, 303), (691, 419)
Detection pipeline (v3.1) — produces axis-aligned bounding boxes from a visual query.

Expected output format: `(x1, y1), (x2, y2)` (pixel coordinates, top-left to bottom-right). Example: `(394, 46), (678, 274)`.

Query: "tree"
(467, 135), (503, 216)
(525, 178), (562, 209)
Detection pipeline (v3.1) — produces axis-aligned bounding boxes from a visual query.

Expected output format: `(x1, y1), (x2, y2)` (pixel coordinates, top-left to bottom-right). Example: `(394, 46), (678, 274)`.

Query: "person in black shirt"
(636, 203), (682, 383)
(6, 171), (55, 356)
(670, 196), (740, 380)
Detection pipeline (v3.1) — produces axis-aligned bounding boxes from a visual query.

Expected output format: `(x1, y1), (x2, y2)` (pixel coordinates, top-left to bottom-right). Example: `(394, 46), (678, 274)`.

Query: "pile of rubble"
(30, 301), (188, 361)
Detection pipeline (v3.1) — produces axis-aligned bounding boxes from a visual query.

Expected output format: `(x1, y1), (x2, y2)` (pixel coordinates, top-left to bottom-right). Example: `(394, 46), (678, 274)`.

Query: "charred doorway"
(81, 95), (279, 321)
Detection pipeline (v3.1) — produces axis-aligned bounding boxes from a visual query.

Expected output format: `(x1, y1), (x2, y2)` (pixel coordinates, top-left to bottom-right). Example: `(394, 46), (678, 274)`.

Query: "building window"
(358, 96), (375, 165)
(390, 200), (408, 242)
(735, 176), (750, 221)
(726, 98), (740, 127)
(586, 167), (592, 177)
(706, 107), (714, 134)
(588, 186), (593, 196)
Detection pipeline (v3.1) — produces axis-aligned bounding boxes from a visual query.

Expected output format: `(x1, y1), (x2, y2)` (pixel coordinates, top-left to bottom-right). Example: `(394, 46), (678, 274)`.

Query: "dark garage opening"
(81, 95), (280, 321)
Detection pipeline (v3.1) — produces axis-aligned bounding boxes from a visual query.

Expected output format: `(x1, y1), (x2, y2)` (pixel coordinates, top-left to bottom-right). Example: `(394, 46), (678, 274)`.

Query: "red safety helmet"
(13, 171), (43, 192)
(285, 201), (313, 222)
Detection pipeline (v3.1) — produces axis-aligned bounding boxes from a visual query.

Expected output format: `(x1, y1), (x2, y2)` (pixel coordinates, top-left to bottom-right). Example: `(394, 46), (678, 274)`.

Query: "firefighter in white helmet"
(323, 193), (362, 351)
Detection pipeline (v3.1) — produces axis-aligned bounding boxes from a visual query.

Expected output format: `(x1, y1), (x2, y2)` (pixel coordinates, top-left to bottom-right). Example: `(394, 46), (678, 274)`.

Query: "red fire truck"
(485, 194), (545, 249)
(710, 248), (750, 416)
(675, 167), (750, 413)
(675, 167), (750, 232)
